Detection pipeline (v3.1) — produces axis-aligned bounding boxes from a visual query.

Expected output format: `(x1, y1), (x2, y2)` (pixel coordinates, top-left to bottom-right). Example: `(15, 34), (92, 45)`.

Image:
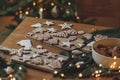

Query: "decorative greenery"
(0, 53), (26, 80)
(54, 50), (120, 79)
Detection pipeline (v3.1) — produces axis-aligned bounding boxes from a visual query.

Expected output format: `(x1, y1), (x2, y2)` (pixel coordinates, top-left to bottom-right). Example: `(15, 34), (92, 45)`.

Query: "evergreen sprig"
(0, 54), (26, 80)
(55, 50), (120, 78)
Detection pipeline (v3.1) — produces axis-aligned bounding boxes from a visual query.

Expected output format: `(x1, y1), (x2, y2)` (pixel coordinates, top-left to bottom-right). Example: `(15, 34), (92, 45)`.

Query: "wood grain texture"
(1, 17), (114, 80)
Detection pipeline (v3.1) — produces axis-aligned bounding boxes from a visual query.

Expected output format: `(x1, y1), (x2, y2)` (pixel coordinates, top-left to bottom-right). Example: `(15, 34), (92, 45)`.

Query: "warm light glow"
(66, 10), (70, 14)
(43, 78), (46, 80)
(69, 64), (72, 67)
(95, 74), (99, 77)
(78, 73), (83, 77)
(96, 74), (100, 77)
(99, 70), (102, 73)
(39, 8), (43, 12)
(110, 65), (115, 69)
(61, 73), (65, 77)
(76, 16), (80, 20)
(54, 70), (58, 74)
(9, 74), (13, 78)
(25, 11), (29, 15)
(99, 64), (102, 67)
(119, 70), (120, 72)
(82, 54), (86, 57)
(68, 2), (71, 6)
(19, 66), (22, 70)
(95, 70), (99, 74)
(33, 1), (36, 6)
(119, 66), (120, 69)
(113, 56), (117, 59)
(0, 78), (2, 80)
(113, 62), (116, 65)
(76, 64), (81, 68)
(51, 3), (55, 6)
(36, 17), (38, 18)
(12, 77), (16, 80)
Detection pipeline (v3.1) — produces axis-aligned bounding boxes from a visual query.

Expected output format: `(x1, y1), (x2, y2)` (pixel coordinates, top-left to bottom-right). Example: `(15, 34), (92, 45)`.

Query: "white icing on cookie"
(78, 30), (85, 35)
(4, 66), (14, 74)
(61, 41), (73, 47)
(20, 55), (31, 62)
(31, 23), (42, 28)
(44, 21), (54, 26)
(47, 28), (57, 33)
(16, 39), (32, 50)
(83, 33), (93, 40)
(58, 23), (72, 30)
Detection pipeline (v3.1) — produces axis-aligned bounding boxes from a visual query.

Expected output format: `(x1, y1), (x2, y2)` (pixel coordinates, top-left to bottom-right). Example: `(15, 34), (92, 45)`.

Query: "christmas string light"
(78, 73), (83, 78)
(54, 70), (58, 74)
(68, 2), (71, 6)
(51, 2), (55, 6)
(25, 11), (29, 15)
(60, 73), (65, 77)
(39, 7), (43, 19)
(19, 66), (22, 71)
(76, 64), (81, 69)
(33, 1), (36, 6)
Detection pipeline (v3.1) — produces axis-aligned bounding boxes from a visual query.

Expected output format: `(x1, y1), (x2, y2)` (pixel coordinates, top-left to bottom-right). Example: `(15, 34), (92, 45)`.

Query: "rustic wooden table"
(1, 17), (114, 80)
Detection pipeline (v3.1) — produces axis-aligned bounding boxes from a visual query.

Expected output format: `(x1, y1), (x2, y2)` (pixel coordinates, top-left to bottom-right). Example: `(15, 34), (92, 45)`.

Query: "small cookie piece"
(66, 29), (77, 35)
(44, 21), (54, 26)
(16, 39), (32, 51)
(9, 49), (18, 56)
(57, 57), (66, 62)
(78, 30), (85, 35)
(31, 57), (43, 65)
(17, 48), (24, 57)
(68, 36), (77, 41)
(36, 45), (43, 49)
(47, 38), (59, 45)
(48, 60), (61, 69)
(76, 43), (85, 48)
(20, 55), (31, 62)
(4, 66), (14, 74)
(43, 58), (52, 65)
(43, 33), (52, 41)
(60, 41), (73, 48)
(31, 23), (42, 28)
(26, 32), (34, 38)
(83, 33), (93, 40)
(32, 53), (40, 58)
(47, 28), (57, 33)
(112, 46), (120, 57)
(55, 31), (69, 38)
(94, 34), (108, 41)
(45, 52), (58, 58)
(32, 28), (47, 33)
(58, 23), (72, 30)
(36, 49), (48, 54)
(36, 35), (44, 41)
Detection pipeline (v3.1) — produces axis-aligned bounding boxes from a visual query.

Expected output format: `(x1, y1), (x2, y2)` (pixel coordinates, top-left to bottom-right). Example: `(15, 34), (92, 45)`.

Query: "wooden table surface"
(1, 17), (114, 80)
